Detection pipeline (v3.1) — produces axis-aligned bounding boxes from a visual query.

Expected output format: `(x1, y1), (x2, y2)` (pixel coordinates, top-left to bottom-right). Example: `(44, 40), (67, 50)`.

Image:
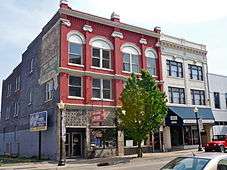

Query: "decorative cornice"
(139, 38), (147, 45)
(111, 31), (123, 39)
(160, 41), (207, 56)
(59, 8), (160, 38)
(83, 24), (93, 32)
(60, 18), (71, 27)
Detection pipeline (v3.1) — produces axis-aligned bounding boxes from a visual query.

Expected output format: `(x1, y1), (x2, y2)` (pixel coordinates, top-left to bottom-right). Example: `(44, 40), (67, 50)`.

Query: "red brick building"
(58, 1), (163, 158)
(0, 0), (163, 160)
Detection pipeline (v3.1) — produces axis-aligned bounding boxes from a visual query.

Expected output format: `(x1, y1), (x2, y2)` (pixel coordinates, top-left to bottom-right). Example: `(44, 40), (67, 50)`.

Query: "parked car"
(205, 135), (227, 152)
(160, 153), (227, 170)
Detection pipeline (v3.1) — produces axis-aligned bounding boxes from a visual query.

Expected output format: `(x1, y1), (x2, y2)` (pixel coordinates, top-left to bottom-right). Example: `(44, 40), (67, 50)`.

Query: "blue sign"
(30, 111), (48, 132)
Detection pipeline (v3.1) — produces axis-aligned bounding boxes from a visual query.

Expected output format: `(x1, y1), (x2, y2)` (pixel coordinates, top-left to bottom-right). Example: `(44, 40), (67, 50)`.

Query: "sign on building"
(198, 118), (204, 131)
(30, 111), (48, 132)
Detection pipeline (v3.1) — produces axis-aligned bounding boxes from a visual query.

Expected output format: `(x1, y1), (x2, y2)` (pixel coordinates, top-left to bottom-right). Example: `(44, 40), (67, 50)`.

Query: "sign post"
(30, 111), (48, 160)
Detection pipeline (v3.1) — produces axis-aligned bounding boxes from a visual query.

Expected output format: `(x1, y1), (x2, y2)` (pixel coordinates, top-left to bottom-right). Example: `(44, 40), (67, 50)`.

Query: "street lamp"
(57, 100), (65, 166)
(193, 106), (203, 151)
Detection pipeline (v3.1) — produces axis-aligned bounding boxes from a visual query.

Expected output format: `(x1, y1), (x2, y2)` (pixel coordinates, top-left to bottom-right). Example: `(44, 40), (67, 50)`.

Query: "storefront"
(64, 107), (117, 158)
(165, 106), (214, 150)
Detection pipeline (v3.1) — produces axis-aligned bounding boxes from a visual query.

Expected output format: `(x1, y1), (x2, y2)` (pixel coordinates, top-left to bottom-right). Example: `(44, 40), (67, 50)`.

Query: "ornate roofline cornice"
(59, 8), (160, 38)
(160, 41), (207, 56)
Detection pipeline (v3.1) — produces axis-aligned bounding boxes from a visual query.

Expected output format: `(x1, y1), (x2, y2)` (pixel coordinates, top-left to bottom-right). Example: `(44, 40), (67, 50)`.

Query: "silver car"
(161, 153), (227, 170)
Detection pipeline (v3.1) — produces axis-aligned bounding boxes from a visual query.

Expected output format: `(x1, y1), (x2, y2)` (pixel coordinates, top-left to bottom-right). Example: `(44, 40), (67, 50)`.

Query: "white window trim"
(45, 80), (53, 101)
(13, 102), (19, 117)
(92, 79), (112, 100)
(68, 76), (83, 98)
(68, 42), (84, 66)
(123, 52), (139, 73)
(92, 47), (112, 69)
(145, 49), (157, 76)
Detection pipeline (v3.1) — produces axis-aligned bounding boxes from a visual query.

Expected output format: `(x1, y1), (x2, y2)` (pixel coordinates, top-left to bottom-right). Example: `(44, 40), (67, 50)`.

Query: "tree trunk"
(137, 141), (143, 158)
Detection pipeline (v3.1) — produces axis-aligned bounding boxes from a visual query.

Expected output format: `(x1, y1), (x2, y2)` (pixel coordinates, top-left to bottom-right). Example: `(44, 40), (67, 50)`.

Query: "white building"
(160, 34), (214, 151)
(208, 73), (227, 135)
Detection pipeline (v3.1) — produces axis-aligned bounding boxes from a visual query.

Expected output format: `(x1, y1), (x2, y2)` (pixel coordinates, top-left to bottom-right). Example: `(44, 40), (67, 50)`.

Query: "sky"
(0, 0), (227, 110)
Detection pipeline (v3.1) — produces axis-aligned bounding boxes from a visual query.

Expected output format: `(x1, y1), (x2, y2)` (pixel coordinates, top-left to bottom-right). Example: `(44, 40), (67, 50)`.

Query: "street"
(0, 149), (199, 170)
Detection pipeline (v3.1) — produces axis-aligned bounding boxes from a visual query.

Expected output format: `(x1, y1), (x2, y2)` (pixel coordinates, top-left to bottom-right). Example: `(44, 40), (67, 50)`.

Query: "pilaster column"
(84, 76), (92, 104)
(112, 29), (123, 106)
(85, 124), (91, 158)
(112, 29), (123, 75)
(83, 24), (93, 71)
(59, 72), (69, 101)
(139, 38), (147, 69)
(117, 130), (124, 156)
(163, 126), (172, 151)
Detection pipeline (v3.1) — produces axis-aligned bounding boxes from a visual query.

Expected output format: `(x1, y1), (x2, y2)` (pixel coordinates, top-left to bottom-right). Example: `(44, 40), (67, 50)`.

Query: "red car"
(205, 135), (227, 153)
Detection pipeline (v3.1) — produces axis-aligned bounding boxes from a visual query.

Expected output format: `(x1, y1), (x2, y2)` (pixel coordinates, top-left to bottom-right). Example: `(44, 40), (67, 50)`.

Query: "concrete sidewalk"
(0, 149), (201, 170)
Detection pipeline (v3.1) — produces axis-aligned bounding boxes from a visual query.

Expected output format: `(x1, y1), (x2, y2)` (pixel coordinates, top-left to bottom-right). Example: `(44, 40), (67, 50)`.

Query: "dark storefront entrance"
(65, 128), (85, 158)
(170, 126), (183, 146)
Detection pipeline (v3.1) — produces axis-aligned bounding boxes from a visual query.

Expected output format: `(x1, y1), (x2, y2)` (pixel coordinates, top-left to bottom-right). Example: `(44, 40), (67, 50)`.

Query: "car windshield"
(161, 157), (211, 170)
(213, 135), (226, 141)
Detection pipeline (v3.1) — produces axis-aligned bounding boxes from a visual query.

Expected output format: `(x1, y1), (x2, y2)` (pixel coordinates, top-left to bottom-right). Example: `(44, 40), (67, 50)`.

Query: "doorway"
(65, 132), (83, 158)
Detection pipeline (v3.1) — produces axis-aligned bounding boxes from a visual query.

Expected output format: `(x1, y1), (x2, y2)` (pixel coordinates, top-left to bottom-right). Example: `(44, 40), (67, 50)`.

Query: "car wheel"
(219, 145), (225, 153)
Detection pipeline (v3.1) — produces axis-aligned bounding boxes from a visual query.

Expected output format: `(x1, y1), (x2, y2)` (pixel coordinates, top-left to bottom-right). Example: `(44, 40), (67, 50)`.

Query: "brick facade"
(0, 2), (162, 160)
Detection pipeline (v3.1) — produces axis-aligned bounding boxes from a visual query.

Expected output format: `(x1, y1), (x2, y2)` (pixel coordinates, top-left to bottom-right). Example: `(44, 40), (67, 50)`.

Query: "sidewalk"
(0, 149), (201, 170)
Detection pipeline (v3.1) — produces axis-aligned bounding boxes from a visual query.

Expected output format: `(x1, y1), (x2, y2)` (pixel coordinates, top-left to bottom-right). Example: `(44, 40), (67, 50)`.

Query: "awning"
(166, 106), (215, 126)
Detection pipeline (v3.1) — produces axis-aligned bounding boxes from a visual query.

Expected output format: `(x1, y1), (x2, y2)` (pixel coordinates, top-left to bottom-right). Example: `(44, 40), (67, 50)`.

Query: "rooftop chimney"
(111, 12), (120, 22)
(60, 0), (70, 9)
(154, 26), (161, 33)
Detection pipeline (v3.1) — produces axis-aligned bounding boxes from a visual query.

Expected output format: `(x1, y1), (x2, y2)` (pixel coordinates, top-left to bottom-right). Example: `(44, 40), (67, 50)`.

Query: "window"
(166, 60), (183, 78)
(68, 32), (84, 65)
(7, 83), (11, 97)
(214, 92), (220, 109)
(188, 64), (203, 81)
(90, 38), (112, 69)
(92, 78), (112, 100)
(146, 49), (157, 75)
(15, 75), (20, 91)
(29, 59), (34, 73)
(69, 76), (82, 97)
(122, 45), (140, 73)
(225, 93), (227, 109)
(161, 157), (210, 170)
(45, 80), (54, 101)
(14, 102), (19, 117)
(191, 89), (205, 105)
(92, 48), (111, 69)
(5, 106), (10, 120)
(28, 90), (32, 105)
(168, 87), (185, 104)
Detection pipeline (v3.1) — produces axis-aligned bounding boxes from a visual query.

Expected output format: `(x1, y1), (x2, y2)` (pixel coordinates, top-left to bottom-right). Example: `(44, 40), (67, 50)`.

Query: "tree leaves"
(117, 70), (167, 152)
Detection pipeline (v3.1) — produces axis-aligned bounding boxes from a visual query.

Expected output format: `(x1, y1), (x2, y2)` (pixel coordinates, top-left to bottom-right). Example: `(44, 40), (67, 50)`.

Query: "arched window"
(145, 48), (157, 75)
(121, 44), (141, 73)
(90, 37), (113, 69)
(67, 31), (85, 65)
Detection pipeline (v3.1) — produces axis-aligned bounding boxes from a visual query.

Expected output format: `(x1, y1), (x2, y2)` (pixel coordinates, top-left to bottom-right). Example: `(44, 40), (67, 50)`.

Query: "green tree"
(117, 70), (167, 157)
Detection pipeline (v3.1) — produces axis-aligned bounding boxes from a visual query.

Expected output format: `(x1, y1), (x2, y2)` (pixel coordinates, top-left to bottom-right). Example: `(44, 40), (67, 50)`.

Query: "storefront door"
(65, 132), (83, 158)
(171, 126), (183, 146)
(71, 133), (82, 157)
